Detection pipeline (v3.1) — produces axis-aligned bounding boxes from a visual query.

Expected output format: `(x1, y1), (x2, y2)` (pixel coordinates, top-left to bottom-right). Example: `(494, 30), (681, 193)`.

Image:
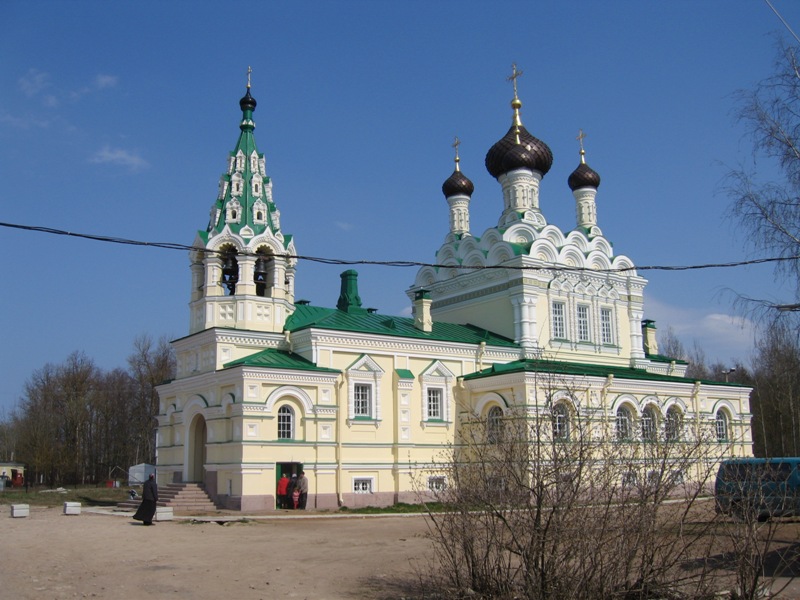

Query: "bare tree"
(419, 374), (729, 599)
(126, 334), (175, 464)
(728, 40), (800, 318)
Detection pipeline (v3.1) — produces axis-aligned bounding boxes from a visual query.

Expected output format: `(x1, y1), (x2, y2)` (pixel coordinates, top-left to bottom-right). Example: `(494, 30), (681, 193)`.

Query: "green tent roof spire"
(205, 70), (284, 242)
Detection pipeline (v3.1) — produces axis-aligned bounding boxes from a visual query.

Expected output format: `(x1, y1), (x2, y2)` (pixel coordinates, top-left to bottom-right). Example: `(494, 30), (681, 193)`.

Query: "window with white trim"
(427, 388), (443, 420)
(716, 409), (729, 442)
(616, 406), (633, 441)
(354, 384), (372, 418)
(420, 361), (455, 423)
(600, 308), (614, 344)
(346, 356), (384, 422)
(552, 403), (570, 440)
(641, 405), (657, 442)
(487, 406), (504, 444)
(277, 405), (294, 439)
(577, 305), (590, 342)
(353, 478), (373, 494)
(428, 476), (447, 492)
(665, 406), (682, 441)
(552, 301), (566, 339)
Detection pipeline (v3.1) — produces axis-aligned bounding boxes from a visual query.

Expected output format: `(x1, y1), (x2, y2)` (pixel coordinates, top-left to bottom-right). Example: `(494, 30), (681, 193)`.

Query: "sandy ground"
(4, 507), (434, 600)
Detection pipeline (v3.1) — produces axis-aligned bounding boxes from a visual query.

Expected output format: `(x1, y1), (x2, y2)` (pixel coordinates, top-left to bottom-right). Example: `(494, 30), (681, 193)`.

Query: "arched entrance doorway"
(188, 414), (207, 483)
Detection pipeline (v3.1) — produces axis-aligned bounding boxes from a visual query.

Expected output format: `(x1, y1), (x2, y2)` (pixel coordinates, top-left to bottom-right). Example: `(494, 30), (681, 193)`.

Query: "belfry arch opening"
(219, 244), (239, 295)
(254, 246), (274, 297)
(188, 413), (208, 483)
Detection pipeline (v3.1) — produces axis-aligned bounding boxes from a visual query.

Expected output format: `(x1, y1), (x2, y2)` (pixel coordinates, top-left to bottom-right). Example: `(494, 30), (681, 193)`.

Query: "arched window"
(552, 403), (570, 440)
(641, 405), (657, 442)
(487, 406), (503, 444)
(716, 409), (729, 442)
(616, 406), (633, 441)
(278, 405), (294, 440)
(665, 406), (682, 442)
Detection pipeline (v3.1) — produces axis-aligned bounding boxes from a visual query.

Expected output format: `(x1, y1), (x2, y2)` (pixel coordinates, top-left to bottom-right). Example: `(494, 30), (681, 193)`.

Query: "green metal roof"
(395, 369), (415, 379)
(463, 357), (748, 387)
(223, 348), (340, 373)
(205, 87), (284, 241)
(285, 304), (519, 347)
(646, 352), (689, 365)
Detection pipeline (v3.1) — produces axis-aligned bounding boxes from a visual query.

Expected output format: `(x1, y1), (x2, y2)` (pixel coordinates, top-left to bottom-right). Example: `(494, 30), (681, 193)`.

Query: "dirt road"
(4, 507), (433, 599)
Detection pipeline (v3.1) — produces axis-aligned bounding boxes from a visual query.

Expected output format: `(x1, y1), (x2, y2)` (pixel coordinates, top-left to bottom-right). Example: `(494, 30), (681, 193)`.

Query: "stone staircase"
(118, 482), (218, 513)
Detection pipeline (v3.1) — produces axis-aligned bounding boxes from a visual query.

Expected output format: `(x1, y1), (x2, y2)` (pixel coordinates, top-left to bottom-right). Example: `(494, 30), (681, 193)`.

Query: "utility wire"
(765, 0), (800, 45)
(1, 220), (795, 275)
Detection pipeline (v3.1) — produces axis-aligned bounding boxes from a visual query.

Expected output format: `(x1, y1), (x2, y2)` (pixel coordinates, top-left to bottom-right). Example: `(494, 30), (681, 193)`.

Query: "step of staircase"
(117, 482), (218, 513)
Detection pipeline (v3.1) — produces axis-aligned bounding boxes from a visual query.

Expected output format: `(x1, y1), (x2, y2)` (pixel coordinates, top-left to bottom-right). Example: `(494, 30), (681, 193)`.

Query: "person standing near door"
(277, 473), (290, 509)
(296, 471), (309, 510)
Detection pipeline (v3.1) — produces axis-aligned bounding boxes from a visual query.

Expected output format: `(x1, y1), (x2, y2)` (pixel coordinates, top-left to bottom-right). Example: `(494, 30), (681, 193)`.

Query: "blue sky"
(2, 1), (798, 414)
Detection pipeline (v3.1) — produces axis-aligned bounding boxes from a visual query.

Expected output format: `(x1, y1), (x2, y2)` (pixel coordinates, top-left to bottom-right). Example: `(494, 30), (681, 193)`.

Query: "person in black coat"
(133, 473), (158, 525)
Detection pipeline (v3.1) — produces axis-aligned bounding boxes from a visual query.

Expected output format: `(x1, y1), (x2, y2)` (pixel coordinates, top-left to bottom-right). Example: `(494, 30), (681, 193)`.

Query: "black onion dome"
(442, 169), (475, 198)
(485, 125), (553, 179)
(239, 88), (257, 113)
(568, 161), (601, 191)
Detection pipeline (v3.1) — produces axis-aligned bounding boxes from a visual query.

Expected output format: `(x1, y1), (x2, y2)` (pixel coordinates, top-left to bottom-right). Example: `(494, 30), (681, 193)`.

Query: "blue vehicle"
(715, 457), (800, 520)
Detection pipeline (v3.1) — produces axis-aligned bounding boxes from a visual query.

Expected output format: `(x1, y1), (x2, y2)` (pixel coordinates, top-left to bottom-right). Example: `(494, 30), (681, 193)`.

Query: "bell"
(222, 255), (238, 278)
(254, 256), (270, 282)
(221, 253), (238, 294)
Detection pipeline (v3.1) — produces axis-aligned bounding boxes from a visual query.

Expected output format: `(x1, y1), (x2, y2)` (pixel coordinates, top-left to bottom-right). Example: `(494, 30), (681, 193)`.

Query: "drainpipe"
(336, 377), (344, 507)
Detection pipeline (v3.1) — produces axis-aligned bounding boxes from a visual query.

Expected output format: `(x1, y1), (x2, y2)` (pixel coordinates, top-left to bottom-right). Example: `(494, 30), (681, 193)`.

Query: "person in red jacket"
(277, 473), (290, 509)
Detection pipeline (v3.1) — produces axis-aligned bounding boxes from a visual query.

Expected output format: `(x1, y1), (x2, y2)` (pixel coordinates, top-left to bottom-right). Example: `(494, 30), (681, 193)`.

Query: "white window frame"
(577, 304), (590, 342)
(346, 355), (384, 423)
(428, 476), (447, 492)
(666, 406), (682, 441)
(277, 405), (294, 440)
(552, 301), (566, 339)
(353, 477), (374, 494)
(616, 406), (633, 441)
(552, 403), (570, 440)
(426, 387), (443, 421)
(353, 383), (372, 418)
(420, 361), (455, 425)
(600, 307), (614, 345)
(487, 406), (504, 444)
(716, 410), (729, 442)
(252, 199), (267, 224)
(641, 405), (657, 442)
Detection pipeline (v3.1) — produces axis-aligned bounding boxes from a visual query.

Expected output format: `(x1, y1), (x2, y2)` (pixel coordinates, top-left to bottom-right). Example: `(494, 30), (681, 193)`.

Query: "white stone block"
(63, 501), (81, 515)
(155, 506), (173, 521)
(11, 504), (29, 518)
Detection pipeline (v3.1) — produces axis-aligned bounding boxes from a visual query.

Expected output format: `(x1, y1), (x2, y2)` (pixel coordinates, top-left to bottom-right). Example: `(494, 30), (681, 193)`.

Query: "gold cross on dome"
(577, 129), (586, 152)
(452, 136), (461, 170)
(507, 63), (523, 98)
(247, 66), (252, 89)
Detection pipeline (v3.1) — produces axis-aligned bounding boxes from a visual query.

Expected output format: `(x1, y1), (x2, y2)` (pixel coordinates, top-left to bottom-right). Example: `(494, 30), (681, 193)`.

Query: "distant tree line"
(0, 334), (175, 486)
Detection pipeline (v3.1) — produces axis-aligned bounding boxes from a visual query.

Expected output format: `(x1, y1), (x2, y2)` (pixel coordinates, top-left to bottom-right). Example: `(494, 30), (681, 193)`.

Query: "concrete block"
(63, 501), (81, 515)
(11, 504), (29, 518)
(155, 506), (173, 521)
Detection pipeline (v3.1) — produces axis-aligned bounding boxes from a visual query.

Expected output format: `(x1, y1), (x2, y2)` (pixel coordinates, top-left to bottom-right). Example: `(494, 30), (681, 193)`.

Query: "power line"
(1, 220), (795, 275)
(765, 0), (800, 45)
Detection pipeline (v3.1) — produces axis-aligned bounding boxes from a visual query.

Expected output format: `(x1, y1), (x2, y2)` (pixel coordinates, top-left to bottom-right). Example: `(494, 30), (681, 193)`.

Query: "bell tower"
(188, 69), (297, 335)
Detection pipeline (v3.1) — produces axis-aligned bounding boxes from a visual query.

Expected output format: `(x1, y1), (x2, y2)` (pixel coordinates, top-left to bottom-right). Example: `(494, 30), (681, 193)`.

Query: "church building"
(155, 70), (752, 511)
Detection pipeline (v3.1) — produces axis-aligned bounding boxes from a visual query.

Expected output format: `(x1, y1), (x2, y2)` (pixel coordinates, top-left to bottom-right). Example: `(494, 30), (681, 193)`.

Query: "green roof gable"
(223, 348), (340, 373)
(285, 303), (518, 347)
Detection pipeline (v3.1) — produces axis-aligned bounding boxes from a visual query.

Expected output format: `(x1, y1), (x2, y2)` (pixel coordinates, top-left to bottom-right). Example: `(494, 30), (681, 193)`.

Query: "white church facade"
(155, 73), (752, 511)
